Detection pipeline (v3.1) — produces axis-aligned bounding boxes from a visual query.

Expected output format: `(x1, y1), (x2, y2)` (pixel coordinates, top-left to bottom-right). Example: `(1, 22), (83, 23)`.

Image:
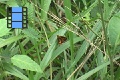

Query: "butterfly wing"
(57, 35), (67, 44)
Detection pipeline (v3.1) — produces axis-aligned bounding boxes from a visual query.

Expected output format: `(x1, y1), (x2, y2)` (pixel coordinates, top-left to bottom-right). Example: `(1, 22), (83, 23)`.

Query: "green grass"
(0, 0), (120, 80)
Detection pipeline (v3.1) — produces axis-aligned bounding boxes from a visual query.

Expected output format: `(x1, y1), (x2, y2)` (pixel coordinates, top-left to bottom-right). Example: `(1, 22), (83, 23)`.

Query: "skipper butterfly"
(57, 35), (67, 44)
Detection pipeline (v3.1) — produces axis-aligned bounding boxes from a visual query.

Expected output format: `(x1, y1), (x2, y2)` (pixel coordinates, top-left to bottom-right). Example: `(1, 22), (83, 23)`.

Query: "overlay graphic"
(7, 7), (27, 28)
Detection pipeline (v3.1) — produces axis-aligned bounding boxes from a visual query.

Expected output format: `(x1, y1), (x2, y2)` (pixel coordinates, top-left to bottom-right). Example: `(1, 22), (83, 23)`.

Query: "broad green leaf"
(41, 0), (52, 22)
(0, 35), (24, 48)
(0, 38), (5, 42)
(22, 27), (40, 40)
(0, 19), (10, 37)
(40, 29), (67, 70)
(11, 55), (43, 73)
(4, 63), (29, 80)
(6, 0), (19, 7)
(108, 11), (120, 46)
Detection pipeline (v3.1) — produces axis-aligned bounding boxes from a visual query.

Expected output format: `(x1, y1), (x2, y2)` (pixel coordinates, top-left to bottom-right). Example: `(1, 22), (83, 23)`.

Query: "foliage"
(0, 0), (120, 80)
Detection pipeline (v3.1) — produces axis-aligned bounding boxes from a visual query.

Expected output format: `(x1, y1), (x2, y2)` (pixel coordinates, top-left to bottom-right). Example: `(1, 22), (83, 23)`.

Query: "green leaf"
(77, 55), (120, 80)
(0, 19), (10, 37)
(0, 35), (24, 48)
(11, 55), (43, 73)
(40, 29), (67, 70)
(22, 27), (39, 40)
(108, 11), (120, 46)
(4, 63), (29, 80)
(6, 0), (19, 7)
(0, 0), (9, 2)
(41, 0), (52, 22)
(25, 3), (35, 23)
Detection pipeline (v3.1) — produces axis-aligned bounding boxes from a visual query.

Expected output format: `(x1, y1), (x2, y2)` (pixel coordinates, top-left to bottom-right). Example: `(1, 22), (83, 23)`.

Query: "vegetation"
(0, 0), (120, 80)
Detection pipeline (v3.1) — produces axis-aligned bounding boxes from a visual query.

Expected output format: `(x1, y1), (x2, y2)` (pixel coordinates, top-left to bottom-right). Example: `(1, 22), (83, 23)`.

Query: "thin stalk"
(98, 0), (114, 80)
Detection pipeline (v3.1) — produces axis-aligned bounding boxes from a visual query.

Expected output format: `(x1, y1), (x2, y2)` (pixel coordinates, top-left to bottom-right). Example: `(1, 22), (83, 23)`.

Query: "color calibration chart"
(7, 7), (27, 28)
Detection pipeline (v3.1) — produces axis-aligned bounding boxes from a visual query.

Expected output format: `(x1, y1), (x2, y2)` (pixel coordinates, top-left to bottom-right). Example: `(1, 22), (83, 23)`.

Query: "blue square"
(12, 7), (22, 12)
(12, 13), (22, 21)
(12, 22), (22, 28)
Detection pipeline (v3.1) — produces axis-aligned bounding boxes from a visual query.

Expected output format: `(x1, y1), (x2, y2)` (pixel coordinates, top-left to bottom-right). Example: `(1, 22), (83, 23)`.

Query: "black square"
(7, 7), (12, 13)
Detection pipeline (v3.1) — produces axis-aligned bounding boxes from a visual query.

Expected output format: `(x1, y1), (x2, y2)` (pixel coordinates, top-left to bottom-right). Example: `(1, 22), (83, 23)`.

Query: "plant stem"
(98, 0), (114, 80)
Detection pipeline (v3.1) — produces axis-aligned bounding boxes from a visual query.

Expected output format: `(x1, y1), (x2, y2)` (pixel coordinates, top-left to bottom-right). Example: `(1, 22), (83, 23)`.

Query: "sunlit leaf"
(11, 55), (43, 73)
